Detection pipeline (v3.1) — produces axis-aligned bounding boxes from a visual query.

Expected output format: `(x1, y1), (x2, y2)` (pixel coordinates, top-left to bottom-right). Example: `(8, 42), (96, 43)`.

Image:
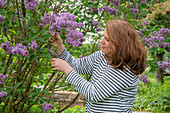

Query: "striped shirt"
(59, 49), (139, 113)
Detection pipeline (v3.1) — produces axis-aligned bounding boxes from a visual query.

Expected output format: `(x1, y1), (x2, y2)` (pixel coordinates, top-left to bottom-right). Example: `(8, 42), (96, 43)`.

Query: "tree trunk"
(155, 53), (164, 83)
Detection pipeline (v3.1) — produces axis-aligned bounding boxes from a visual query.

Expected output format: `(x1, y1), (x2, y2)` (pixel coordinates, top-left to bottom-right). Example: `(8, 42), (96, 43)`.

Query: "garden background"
(0, 0), (169, 113)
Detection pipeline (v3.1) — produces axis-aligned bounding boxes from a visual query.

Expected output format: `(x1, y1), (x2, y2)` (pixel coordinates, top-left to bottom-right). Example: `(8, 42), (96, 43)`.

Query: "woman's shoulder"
(107, 65), (139, 81)
(92, 51), (105, 57)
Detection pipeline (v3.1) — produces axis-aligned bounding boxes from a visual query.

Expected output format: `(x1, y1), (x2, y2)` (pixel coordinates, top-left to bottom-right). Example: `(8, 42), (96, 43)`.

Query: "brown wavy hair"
(105, 20), (147, 75)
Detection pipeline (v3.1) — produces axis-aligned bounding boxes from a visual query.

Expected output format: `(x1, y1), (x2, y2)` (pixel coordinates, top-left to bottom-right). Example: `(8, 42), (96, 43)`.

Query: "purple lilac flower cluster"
(65, 30), (84, 47)
(0, 73), (8, 84)
(100, 6), (117, 15)
(140, 0), (146, 4)
(0, 73), (8, 98)
(89, 7), (99, 13)
(157, 57), (170, 69)
(89, 19), (99, 27)
(28, 40), (37, 49)
(42, 102), (53, 111)
(136, 30), (143, 37)
(128, 3), (139, 14)
(139, 74), (150, 84)
(1, 41), (12, 54)
(95, 28), (102, 32)
(1, 41), (29, 56)
(142, 28), (170, 48)
(40, 14), (50, 26)
(0, 14), (4, 24)
(41, 12), (85, 47)
(141, 20), (149, 26)
(0, 0), (7, 8)
(108, 0), (120, 7)
(0, 91), (7, 98)
(25, 0), (40, 12)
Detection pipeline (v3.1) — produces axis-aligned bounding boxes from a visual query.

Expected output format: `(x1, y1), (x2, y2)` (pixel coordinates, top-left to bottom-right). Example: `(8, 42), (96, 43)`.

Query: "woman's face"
(100, 28), (111, 54)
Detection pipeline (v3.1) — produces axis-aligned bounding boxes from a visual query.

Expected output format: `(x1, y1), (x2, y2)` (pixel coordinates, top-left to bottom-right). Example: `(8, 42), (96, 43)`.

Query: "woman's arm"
(58, 49), (102, 74)
(65, 67), (138, 103)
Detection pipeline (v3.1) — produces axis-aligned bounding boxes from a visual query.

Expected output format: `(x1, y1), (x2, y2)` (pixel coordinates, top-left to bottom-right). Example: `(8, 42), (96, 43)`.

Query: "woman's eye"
(105, 37), (109, 41)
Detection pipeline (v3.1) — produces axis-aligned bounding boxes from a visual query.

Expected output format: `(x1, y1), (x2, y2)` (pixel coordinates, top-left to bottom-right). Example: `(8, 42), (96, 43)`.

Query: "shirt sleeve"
(58, 49), (102, 75)
(66, 68), (138, 103)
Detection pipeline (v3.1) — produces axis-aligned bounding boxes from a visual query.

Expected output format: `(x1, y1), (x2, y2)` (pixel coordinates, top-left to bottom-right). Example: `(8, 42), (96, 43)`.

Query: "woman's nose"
(100, 37), (104, 44)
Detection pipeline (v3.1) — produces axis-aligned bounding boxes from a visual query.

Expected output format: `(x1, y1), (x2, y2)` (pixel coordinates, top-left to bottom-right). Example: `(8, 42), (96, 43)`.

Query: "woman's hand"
(49, 33), (65, 55)
(50, 58), (73, 75)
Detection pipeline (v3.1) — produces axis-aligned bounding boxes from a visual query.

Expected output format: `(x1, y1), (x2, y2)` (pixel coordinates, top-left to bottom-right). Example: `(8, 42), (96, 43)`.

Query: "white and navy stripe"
(59, 49), (139, 113)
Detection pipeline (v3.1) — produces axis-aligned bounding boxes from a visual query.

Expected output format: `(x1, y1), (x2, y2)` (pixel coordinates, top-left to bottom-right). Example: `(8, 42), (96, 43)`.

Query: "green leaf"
(30, 55), (38, 62)
(40, 52), (51, 58)
(74, 10), (79, 16)
(37, 37), (45, 42)
(14, 82), (22, 88)
(45, 7), (52, 11)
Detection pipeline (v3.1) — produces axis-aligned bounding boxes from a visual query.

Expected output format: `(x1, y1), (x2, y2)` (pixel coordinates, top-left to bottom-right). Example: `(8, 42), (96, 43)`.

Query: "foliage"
(133, 75), (170, 112)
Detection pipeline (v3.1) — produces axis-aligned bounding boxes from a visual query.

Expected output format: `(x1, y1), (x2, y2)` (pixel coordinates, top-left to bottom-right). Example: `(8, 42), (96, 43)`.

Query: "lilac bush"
(0, 0), (167, 112)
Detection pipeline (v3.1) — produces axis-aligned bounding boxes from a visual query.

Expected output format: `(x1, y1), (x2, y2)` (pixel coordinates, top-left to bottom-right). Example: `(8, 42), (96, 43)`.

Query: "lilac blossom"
(141, 28), (170, 49)
(1, 42), (29, 56)
(141, 21), (148, 26)
(1, 41), (12, 54)
(140, 0), (146, 4)
(158, 28), (170, 37)
(157, 57), (170, 68)
(165, 57), (170, 62)
(128, 3), (139, 14)
(136, 30), (143, 37)
(101, 6), (117, 15)
(66, 30), (85, 47)
(160, 42), (169, 48)
(25, 0), (39, 12)
(0, 91), (7, 98)
(0, 73), (8, 84)
(0, 0), (7, 8)
(152, 42), (159, 48)
(157, 61), (170, 69)
(108, 0), (120, 7)
(28, 40), (37, 49)
(159, 37), (165, 42)
(40, 14), (51, 26)
(90, 7), (98, 13)
(42, 102), (53, 111)
(96, 28), (102, 32)
(139, 74), (150, 84)
(143, 27), (148, 31)
(89, 19), (99, 27)
(48, 12), (85, 47)
(0, 14), (4, 24)
(12, 44), (29, 56)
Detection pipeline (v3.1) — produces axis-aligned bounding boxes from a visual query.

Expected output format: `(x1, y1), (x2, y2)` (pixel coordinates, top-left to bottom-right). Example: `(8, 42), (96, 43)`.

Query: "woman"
(50, 20), (147, 113)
